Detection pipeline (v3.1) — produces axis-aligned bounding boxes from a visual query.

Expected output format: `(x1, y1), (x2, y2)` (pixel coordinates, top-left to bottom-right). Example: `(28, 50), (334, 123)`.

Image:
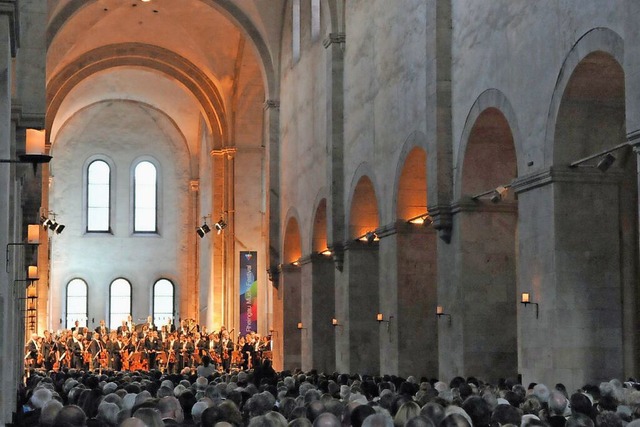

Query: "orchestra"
(23, 318), (273, 374)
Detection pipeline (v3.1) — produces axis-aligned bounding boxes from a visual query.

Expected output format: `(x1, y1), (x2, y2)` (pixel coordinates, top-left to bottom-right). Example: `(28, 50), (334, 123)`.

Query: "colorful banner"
(240, 251), (258, 334)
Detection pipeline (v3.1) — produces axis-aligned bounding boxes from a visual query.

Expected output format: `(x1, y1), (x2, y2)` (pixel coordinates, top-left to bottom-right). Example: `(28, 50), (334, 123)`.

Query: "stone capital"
(209, 147), (237, 159)
(189, 180), (199, 192)
(426, 204), (453, 243)
(263, 100), (280, 111)
(323, 32), (346, 49)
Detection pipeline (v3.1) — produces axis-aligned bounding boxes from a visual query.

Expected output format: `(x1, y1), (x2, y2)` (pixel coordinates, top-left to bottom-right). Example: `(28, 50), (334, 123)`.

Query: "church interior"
(1, 0), (640, 423)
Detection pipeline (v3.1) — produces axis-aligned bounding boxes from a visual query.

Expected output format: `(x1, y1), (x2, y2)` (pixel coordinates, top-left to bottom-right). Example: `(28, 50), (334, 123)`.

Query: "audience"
(14, 365), (640, 427)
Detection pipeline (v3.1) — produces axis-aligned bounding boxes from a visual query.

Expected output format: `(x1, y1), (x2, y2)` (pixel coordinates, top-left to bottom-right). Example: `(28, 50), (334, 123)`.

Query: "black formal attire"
(218, 339), (234, 372)
(42, 338), (57, 371)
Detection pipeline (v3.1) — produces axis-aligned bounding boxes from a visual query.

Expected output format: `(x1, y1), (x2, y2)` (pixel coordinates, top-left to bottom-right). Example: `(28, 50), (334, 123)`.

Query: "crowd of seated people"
(14, 359), (640, 427)
(24, 318), (272, 375)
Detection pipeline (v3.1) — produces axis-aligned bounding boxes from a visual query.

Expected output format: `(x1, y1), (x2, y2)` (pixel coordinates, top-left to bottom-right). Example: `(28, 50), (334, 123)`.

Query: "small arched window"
(134, 161), (157, 232)
(110, 278), (132, 330)
(153, 279), (174, 326)
(66, 279), (88, 328)
(87, 160), (110, 232)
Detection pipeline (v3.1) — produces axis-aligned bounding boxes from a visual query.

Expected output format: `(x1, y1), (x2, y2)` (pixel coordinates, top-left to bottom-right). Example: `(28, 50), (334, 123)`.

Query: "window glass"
(110, 278), (132, 330)
(66, 279), (88, 328)
(153, 279), (174, 326)
(134, 161), (157, 232)
(87, 160), (110, 231)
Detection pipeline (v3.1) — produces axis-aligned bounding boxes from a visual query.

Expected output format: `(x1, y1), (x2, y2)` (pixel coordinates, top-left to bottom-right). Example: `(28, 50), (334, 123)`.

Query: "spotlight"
(41, 218), (53, 229)
(596, 153), (616, 172)
(214, 219), (227, 235)
(490, 185), (509, 203)
(196, 223), (211, 238)
(51, 223), (65, 234)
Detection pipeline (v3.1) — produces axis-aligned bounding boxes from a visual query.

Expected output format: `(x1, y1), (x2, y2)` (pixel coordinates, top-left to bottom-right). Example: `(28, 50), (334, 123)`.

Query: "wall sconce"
(332, 318), (342, 328)
(214, 218), (227, 234)
(297, 322), (306, 330)
(320, 249), (332, 257)
(6, 228), (41, 273)
(436, 305), (452, 324)
(291, 259), (301, 267)
(569, 141), (629, 172)
(407, 213), (433, 226)
(521, 292), (539, 318)
(0, 129), (52, 170)
(376, 313), (393, 331)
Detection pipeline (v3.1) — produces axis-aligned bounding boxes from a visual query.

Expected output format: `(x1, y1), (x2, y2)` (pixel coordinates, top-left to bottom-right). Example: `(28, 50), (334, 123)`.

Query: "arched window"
(153, 279), (174, 326)
(87, 160), (110, 232)
(66, 279), (88, 328)
(110, 278), (132, 330)
(134, 161), (157, 232)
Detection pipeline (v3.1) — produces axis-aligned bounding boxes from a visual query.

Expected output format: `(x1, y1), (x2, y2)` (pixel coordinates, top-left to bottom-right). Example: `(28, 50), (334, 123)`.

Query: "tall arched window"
(134, 161), (157, 232)
(153, 279), (174, 326)
(87, 160), (110, 232)
(110, 278), (132, 330)
(66, 279), (88, 328)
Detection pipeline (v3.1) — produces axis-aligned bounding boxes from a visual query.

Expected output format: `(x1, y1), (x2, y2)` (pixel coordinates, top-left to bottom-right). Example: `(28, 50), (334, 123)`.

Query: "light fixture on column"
(436, 305), (452, 324)
(297, 322), (306, 330)
(214, 218), (227, 235)
(332, 318), (342, 328)
(376, 313), (393, 331)
(320, 249), (333, 257)
(41, 212), (65, 234)
(569, 141), (630, 172)
(407, 213), (433, 226)
(521, 292), (539, 318)
(472, 184), (512, 202)
(15, 265), (39, 288)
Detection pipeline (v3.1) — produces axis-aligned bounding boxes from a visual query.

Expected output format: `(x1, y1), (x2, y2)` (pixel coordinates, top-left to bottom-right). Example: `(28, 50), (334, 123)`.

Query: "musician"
(26, 333), (40, 368)
(117, 320), (130, 337)
(145, 316), (157, 332)
(218, 329), (234, 372)
(88, 332), (104, 370)
(241, 334), (255, 370)
(145, 330), (162, 370)
(69, 332), (85, 370)
(194, 332), (207, 358)
(95, 319), (109, 337)
(180, 334), (194, 370)
(42, 330), (57, 371)
(165, 317), (176, 333)
(165, 332), (180, 374)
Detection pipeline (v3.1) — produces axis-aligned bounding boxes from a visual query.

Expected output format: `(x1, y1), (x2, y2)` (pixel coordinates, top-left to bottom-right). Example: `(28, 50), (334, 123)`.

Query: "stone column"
(265, 101), (281, 284)
(514, 168), (630, 390)
(300, 253), (335, 373)
(438, 199), (518, 383)
(276, 264), (302, 371)
(335, 242), (379, 375)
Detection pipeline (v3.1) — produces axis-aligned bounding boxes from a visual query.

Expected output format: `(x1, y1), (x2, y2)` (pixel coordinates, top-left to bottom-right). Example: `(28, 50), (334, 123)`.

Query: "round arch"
(282, 209), (303, 264)
(46, 44), (227, 147)
(391, 131), (428, 222)
(47, 0), (277, 98)
(346, 163), (381, 240)
(544, 27), (624, 166)
(455, 89), (522, 199)
(309, 188), (329, 253)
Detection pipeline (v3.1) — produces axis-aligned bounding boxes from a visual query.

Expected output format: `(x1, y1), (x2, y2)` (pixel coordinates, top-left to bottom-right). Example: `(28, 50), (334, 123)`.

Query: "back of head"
(290, 417), (314, 427)
(532, 385), (550, 404)
(570, 393), (593, 418)
(133, 407), (163, 427)
(53, 404), (87, 427)
(421, 402), (445, 426)
(40, 400), (63, 427)
(595, 411), (622, 427)
(351, 404), (376, 427)
(440, 413), (471, 427)
(394, 401), (421, 427)
(462, 396), (491, 427)
(405, 415), (435, 427)
(313, 412), (341, 427)
(361, 412), (395, 427)
(548, 391), (568, 416)
(307, 400), (327, 422)
(491, 404), (522, 426)
(566, 413), (595, 427)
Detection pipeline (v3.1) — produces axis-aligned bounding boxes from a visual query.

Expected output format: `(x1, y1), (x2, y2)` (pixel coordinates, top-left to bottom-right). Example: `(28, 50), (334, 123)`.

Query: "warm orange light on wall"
(25, 129), (46, 155)
(27, 265), (38, 280)
(27, 225), (40, 244)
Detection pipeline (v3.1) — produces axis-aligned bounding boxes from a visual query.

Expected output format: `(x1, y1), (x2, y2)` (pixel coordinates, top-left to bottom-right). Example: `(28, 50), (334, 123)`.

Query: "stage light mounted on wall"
(596, 153), (616, 172)
(407, 213), (433, 226)
(214, 218), (227, 235)
(472, 184), (512, 202)
(41, 212), (65, 234)
(569, 141), (629, 172)
(196, 223), (211, 238)
(521, 292), (539, 318)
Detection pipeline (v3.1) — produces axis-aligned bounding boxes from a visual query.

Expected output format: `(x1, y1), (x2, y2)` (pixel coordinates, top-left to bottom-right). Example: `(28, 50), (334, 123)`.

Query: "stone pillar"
(438, 199), (518, 383)
(515, 168), (630, 390)
(265, 101), (281, 283)
(335, 243), (379, 375)
(300, 254), (335, 373)
(279, 264), (302, 371)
